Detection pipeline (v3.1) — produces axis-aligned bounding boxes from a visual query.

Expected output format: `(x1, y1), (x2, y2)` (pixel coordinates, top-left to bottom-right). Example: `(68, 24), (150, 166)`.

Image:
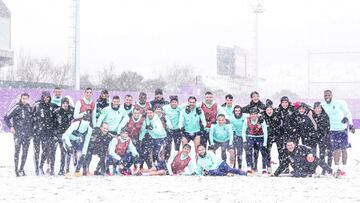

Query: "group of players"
(4, 87), (356, 178)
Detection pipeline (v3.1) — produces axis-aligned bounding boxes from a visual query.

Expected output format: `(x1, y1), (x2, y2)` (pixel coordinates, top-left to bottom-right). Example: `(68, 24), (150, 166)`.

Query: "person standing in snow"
(230, 105), (246, 169)
(261, 100), (282, 173)
(322, 90), (355, 177)
(139, 108), (167, 169)
(241, 91), (266, 172)
(179, 96), (206, 158)
(4, 93), (33, 177)
(32, 91), (56, 175)
(163, 96), (182, 160)
(53, 97), (74, 175)
(242, 107), (269, 175)
(73, 87), (97, 127)
(200, 91), (224, 148)
(312, 102), (332, 172)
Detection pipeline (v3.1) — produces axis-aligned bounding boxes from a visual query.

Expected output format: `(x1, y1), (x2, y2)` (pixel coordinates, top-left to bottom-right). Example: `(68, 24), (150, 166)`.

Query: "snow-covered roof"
(0, 0), (11, 18)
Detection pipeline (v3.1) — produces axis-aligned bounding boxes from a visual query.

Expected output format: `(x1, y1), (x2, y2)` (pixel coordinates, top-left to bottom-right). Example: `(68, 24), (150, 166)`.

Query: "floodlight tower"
(249, 0), (264, 90)
(69, 0), (80, 90)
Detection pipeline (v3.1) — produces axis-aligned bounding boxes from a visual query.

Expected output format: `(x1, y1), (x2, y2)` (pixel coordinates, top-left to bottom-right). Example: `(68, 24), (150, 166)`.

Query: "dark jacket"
(53, 106), (74, 135)
(88, 128), (113, 155)
(32, 95), (56, 135)
(312, 109), (330, 141)
(274, 145), (315, 176)
(294, 111), (316, 146)
(96, 97), (109, 118)
(261, 110), (281, 141)
(242, 100), (266, 114)
(4, 102), (33, 135)
(150, 98), (169, 108)
(275, 104), (297, 140)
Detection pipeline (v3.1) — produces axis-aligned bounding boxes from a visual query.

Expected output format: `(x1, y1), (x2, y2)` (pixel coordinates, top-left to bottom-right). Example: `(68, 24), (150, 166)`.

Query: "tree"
(98, 64), (118, 90)
(164, 64), (196, 91)
(117, 71), (144, 91)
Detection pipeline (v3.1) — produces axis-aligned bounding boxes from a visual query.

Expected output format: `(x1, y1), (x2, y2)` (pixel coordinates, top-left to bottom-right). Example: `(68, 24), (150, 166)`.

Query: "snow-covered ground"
(0, 131), (360, 203)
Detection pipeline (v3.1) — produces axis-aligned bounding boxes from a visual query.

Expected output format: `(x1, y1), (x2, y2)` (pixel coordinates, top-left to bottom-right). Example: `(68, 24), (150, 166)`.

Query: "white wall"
(0, 17), (10, 50)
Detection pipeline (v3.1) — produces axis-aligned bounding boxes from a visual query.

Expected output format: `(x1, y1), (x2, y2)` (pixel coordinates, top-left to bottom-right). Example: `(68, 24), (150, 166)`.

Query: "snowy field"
(0, 131), (360, 203)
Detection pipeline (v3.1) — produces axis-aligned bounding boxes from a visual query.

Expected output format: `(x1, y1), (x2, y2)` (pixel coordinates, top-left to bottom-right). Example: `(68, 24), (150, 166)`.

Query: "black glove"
(203, 170), (209, 176)
(225, 119), (230, 124)
(86, 109), (93, 115)
(200, 125), (204, 131)
(180, 127), (185, 134)
(66, 145), (74, 154)
(349, 125), (355, 134)
(128, 112), (133, 118)
(258, 116), (264, 124)
(185, 105), (191, 114)
(145, 123), (153, 130)
(341, 117), (349, 124)
(196, 107), (202, 115)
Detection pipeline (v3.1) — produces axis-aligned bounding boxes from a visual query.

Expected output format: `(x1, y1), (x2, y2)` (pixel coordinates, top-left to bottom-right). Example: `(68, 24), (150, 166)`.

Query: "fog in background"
(3, 0), (360, 99)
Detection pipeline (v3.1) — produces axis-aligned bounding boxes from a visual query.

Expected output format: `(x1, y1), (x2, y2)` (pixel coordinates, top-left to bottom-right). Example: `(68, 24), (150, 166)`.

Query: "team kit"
(4, 87), (355, 178)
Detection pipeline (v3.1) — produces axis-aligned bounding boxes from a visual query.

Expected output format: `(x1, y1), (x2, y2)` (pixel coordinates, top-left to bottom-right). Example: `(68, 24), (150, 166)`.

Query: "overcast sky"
(3, 0), (360, 96)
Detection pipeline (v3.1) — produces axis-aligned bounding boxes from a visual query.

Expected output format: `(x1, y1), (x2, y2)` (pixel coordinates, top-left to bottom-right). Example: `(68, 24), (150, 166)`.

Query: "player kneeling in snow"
(140, 143), (196, 176)
(196, 145), (247, 176)
(274, 140), (333, 177)
(105, 128), (140, 176)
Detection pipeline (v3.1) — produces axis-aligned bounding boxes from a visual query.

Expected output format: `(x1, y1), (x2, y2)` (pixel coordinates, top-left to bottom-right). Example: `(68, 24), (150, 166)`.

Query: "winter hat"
(61, 97), (69, 104)
(120, 127), (129, 134)
(155, 88), (163, 95)
(265, 99), (273, 109)
(280, 96), (289, 103)
(298, 102), (307, 109)
(101, 89), (109, 94)
(82, 113), (92, 122)
(249, 107), (259, 114)
(169, 95), (178, 102)
(313, 102), (322, 109)
(42, 91), (51, 98)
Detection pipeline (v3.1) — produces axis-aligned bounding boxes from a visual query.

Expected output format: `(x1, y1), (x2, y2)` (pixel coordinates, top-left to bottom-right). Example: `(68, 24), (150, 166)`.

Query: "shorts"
(329, 130), (348, 151)
(183, 131), (202, 142)
(210, 141), (233, 151)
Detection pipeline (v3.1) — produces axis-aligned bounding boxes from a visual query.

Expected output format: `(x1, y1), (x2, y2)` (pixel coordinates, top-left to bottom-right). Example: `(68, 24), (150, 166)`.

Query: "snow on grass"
(0, 131), (360, 202)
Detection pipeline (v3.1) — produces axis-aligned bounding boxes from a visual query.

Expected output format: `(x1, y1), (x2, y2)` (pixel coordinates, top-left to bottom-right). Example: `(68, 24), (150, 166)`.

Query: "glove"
(349, 125), (355, 134)
(225, 119), (230, 124)
(86, 109), (93, 115)
(180, 127), (185, 135)
(196, 107), (202, 115)
(258, 116), (264, 124)
(185, 105), (191, 114)
(128, 112), (133, 118)
(145, 124), (153, 130)
(66, 145), (74, 154)
(202, 170), (209, 176)
(341, 117), (349, 124)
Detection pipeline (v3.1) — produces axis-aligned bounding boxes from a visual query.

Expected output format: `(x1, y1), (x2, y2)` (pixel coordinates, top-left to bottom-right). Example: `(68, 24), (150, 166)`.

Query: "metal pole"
(75, 0), (80, 90)
(254, 12), (259, 90)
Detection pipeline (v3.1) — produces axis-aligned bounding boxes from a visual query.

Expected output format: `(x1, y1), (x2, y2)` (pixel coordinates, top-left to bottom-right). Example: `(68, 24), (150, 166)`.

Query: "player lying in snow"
(274, 139), (333, 177)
